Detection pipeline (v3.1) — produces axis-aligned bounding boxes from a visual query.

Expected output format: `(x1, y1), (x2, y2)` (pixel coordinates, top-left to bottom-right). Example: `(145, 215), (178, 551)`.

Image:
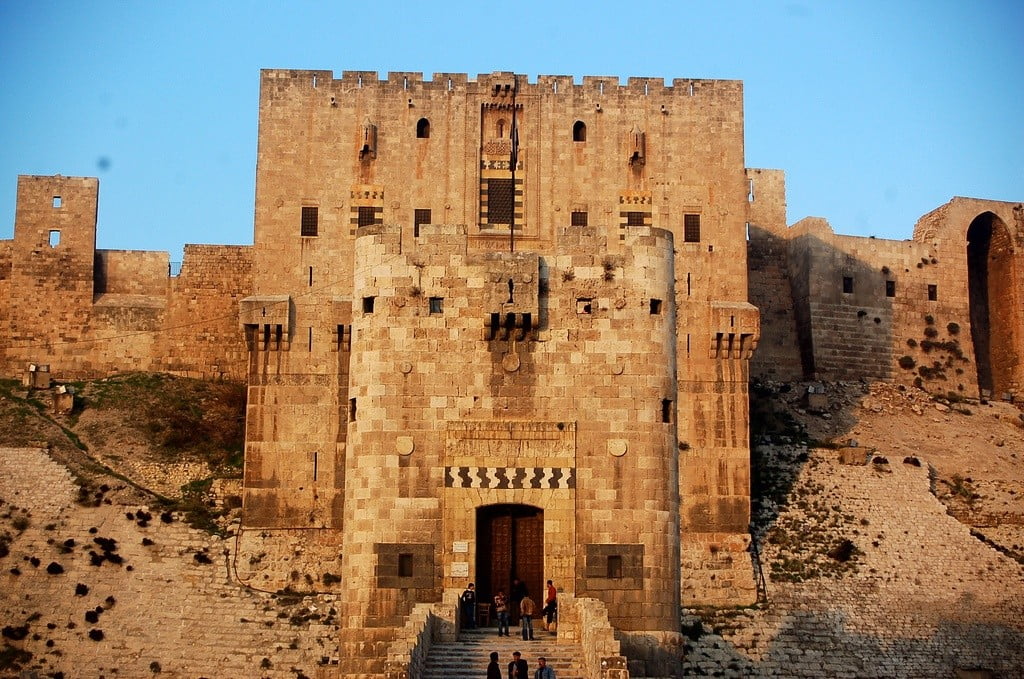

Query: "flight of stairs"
(423, 625), (588, 678)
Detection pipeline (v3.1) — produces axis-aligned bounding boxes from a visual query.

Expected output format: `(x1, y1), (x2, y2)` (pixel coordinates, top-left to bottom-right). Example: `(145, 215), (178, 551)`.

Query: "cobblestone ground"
(0, 447), (339, 678)
(682, 445), (1024, 678)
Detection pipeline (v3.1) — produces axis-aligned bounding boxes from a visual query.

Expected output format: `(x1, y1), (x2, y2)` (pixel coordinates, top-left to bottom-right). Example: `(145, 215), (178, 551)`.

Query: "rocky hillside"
(0, 373), (246, 531)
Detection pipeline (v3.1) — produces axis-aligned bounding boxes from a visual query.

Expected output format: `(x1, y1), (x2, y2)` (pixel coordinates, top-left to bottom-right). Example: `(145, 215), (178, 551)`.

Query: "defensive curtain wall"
(0, 68), (1021, 677)
(748, 168), (1023, 398)
(0, 175), (252, 380)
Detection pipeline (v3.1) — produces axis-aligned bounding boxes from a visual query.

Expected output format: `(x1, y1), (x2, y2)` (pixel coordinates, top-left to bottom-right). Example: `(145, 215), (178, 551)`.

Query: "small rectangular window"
(842, 276), (854, 294)
(301, 206), (319, 236)
(576, 298), (593, 314)
(661, 399), (673, 423)
(429, 297), (443, 315)
(414, 208), (431, 237)
(885, 280), (896, 297)
(357, 206), (375, 228)
(362, 296), (375, 313)
(48, 230), (61, 248)
(607, 555), (623, 579)
(571, 211), (588, 227)
(398, 553), (414, 578)
(927, 284), (937, 301)
(626, 211), (645, 227)
(349, 398), (357, 422)
(649, 299), (662, 315)
(683, 214), (701, 242)
(52, 196), (62, 208)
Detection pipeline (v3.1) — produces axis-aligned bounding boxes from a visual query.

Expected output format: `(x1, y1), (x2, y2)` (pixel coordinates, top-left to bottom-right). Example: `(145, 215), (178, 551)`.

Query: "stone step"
(423, 628), (586, 679)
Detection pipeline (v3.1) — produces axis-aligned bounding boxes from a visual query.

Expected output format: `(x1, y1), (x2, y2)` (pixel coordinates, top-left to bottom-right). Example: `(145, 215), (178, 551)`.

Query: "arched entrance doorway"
(967, 212), (1018, 397)
(476, 504), (544, 619)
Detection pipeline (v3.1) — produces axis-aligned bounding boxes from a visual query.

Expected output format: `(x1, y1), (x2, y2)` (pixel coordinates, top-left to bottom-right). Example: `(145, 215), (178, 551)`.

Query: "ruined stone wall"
(912, 198), (1023, 399)
(0, 176), (253, 381)
(749, 196), (1022, 400)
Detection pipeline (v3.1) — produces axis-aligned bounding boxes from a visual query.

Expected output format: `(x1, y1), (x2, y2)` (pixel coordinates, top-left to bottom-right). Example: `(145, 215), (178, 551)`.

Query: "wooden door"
(514, 511), (543, 607)
(476, 505), (543, 609)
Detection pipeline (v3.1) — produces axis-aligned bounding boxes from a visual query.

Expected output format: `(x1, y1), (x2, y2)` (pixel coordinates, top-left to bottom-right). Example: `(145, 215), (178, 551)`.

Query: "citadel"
(0, 69), (1021, 677)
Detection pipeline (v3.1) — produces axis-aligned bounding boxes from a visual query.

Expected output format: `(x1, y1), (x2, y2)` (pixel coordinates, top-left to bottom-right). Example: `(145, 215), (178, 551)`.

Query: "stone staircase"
(423, 625), (588, 678)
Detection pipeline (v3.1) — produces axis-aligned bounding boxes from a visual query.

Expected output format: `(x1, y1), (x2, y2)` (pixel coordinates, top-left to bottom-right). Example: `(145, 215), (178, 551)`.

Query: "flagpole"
(509, 74), (518, 253)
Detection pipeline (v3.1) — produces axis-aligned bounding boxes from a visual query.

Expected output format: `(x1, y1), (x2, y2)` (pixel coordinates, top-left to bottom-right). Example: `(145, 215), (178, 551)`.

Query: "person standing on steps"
(519, 593), (536, 640)
(494, 589), (510, 636)
(487, 651), (502, 679)
(510, 577), (527, 625)
(534, 656), (556, 679)
(508, 650), (528, 679)
(461, 582), (477, 629)
(541, 579), (557, 630)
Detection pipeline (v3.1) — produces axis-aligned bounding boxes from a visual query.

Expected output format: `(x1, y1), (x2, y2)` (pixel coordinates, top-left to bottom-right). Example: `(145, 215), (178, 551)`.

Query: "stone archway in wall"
(967, 212), (1018, 398)
(476, 504), (544, 615)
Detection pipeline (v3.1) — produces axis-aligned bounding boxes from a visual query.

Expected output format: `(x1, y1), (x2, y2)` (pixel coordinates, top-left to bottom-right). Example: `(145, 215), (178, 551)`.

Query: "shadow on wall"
(750, 225), (897, 384)
(750, 205), (1022, 402)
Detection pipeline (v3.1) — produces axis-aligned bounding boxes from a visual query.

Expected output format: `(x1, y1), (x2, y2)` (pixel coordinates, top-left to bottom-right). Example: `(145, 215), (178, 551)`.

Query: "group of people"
(461, 578), (559, 640)
(486, 650), (555, 679)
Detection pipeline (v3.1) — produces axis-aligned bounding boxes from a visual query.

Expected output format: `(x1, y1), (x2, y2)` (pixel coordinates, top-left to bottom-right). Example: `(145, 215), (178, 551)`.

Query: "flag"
(509, 75), (519, 252)
(509, 77), (519, 172)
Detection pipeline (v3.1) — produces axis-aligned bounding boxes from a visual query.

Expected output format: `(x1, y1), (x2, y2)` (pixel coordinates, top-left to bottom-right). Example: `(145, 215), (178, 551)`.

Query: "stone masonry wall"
(751, 197), (1022, 400)
(95, 249), (169, 296)
(746, 169), (804, 381)
(0, 176), (253, 381)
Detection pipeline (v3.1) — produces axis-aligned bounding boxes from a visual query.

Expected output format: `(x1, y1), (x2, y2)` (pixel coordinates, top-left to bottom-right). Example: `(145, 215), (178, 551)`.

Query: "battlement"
(260, 68), (742, 100)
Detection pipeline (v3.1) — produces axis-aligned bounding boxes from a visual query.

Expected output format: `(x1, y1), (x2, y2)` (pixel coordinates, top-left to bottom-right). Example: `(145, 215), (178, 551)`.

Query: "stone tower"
(238, 69), (760, 674)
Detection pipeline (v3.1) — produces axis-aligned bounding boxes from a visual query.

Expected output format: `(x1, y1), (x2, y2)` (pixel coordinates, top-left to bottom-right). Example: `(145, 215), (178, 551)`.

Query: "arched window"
(573, 120), (587, 142)
(416, 118), (430, 139)
(496, 119), (506, 138)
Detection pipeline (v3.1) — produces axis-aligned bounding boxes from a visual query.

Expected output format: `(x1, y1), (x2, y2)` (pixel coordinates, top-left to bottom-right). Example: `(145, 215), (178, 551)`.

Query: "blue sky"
(1, 1), (1021, 259)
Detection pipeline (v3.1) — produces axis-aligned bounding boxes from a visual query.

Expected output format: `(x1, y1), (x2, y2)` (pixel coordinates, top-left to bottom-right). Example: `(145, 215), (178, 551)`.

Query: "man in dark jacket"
(461, 583), (477, 628)
(508, 650), (528, 679)
(487, 651), (502, 679)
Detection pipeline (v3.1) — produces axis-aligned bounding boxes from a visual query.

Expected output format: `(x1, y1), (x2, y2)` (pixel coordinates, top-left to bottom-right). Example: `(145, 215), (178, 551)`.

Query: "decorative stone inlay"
(444, 466), (575, 489)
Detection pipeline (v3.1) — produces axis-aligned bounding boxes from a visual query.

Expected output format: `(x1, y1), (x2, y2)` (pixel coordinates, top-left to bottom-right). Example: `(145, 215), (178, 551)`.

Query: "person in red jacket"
(541, 580), (557, 629)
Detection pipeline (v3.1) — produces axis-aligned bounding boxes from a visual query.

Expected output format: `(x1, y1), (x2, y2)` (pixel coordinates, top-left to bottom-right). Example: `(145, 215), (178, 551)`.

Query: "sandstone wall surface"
(750, 197), (1022, 401)
(0, 176), (253, 381)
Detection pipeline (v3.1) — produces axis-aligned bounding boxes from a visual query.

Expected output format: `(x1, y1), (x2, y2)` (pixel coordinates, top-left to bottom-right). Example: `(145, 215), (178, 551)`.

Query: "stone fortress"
(0, 69), (1020, 676)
